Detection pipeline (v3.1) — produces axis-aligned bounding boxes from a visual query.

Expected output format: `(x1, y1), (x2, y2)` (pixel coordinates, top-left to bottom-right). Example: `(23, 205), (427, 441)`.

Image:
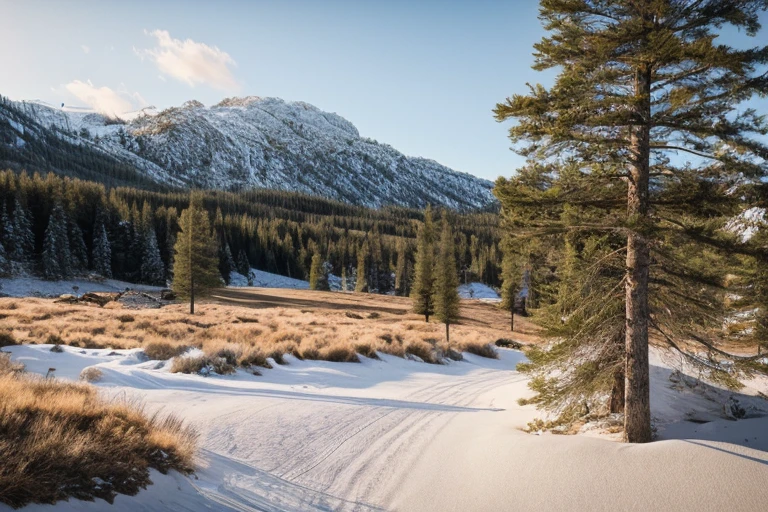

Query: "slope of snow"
(228, 269), (310, 290)
(4, 341), (767, 511)
(0, 277), (163, 298)
(5, 98), (496, 210)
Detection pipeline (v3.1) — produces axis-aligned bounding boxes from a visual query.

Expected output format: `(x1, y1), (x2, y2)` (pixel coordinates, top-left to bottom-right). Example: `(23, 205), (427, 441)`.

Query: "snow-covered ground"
(458, 282), (500, 301)
(229, 269), (310, 290)
(0, 277), (164, 298)
(3, 343), (767, 511)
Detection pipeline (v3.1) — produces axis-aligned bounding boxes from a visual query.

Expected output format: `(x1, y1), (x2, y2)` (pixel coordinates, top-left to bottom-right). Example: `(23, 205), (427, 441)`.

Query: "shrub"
(46, 334), (64, 346)
(495, 338), (523, 350)
(320, 344), (360, 363)
(0, 331), (16, 348)
(345, 311), (363, 319)
(144, 341), (188, 360)
(405, 340), (438, 364)
(367, 312), (380, 319)
(0, 373), (197, 508)
(169, 355), (235, 375)
(49, 344), (64, 353)
(117, 314), (135, 323)
(354, 342), (379, 359)
(0, 353), (24, 375)
(79, 367), (103, 382)
(462, 341), (499, 359)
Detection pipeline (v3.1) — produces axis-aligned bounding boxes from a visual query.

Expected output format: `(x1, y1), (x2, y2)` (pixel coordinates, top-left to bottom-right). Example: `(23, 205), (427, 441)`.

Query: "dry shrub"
(461, 340), (499, 359)
(354, 341), (379, 359)
(70, 337), (99, 349)
(345, 311), (363, 320)
(79, 367), (103, 383)
(46, 334), (64, 346)
(0, 331), (16, 348)
(0, 373), (197, 508)
(367, 312), (380, 319)
(49, 344), (64, 353)
(320, 344), (360, 363)
(117, 314), (135, 323)
(0, 353), (24, 375)
(405, 340), (439, 364)
(170, 354), (235, 375)
(144, 341), (189, 360)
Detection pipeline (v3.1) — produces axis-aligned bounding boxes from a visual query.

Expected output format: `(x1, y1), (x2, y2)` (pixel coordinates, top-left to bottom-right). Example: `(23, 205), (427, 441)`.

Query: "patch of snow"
(458, 282), (500, 301)
(0, 276), (164, 298)
(228, 268), (309, 290)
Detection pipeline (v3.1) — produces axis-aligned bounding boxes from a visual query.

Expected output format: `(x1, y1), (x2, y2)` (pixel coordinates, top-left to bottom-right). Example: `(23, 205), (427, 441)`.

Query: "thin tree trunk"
(609, 366), (625, 413)
(624, 64), (652, 443)
(446, 322), (450, 343)
(510, 303), (515, 332)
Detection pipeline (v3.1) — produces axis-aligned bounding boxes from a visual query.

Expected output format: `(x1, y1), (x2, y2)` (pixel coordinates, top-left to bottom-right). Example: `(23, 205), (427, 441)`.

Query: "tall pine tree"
(433, 216), (460, 342)
(141, 226), (166, 286)
(172, 193), (221, 314)
(494, 0), (768, 442)
(42, 203), (72, 280)
(410, 205), (436, 322)
(92, 215), (112, 278)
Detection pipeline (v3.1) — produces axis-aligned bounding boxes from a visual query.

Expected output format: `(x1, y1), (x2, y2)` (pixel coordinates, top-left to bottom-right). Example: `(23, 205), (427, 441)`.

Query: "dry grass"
(0, 293), (524, 371)
(79, 367), (103, 383)
(0, 367), (196, 508)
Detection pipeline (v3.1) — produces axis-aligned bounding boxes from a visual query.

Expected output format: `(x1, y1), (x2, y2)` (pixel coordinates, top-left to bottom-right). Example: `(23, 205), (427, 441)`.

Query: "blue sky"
(0, 1), (765, 182)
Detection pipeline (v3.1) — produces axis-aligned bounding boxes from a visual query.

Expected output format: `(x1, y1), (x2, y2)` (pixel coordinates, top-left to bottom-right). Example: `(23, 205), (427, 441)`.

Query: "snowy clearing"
(2, 341), (767, 511)
(0, 276), (163, 298)
(457, 282), (500, 301)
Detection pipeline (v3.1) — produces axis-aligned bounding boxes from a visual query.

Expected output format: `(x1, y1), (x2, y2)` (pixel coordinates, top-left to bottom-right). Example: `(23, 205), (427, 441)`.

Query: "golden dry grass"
(0, 362), (197, 508)
(0, 289), (534, 372)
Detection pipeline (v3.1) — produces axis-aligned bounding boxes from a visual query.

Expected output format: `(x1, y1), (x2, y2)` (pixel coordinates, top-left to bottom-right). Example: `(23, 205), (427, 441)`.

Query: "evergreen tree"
(172, 193), (221, 314)
(1, 205), (15, 263)
(141, 227), (166, 286)
(68, 220), (88, 272)
(0, 237), (10, 277)
(433, 216), (460, 342)
(92, 217), (112, 278)
(12, 199), (34, 262)
(410, 206), (436, 322)
(309, 252), (330, 291)
(42, 203), (72, 280)
(355, 243), (368, 293)
(494, 0), (768, 442)
(219, 242), (237, 284)
(395, 237), (409, 296)
(499, 236), (520, 332)
(236, 248), (250, 277)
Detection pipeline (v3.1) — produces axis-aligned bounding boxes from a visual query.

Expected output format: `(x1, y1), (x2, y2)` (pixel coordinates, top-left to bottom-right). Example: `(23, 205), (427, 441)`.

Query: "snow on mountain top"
(7, 96), (494, 210)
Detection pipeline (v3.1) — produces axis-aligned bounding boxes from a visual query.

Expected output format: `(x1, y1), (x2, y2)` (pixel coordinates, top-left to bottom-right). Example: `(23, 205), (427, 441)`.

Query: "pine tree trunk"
(609, 366), (625, 413)
(624, 64), (652, 443)
(510, 303), (515, 332)
(189, 217), (195, 315)
(446, 322), (450, 343)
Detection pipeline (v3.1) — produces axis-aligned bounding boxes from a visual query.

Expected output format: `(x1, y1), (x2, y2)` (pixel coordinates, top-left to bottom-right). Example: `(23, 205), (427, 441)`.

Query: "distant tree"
(395, 237), (409, 296)
(355, 244), (368, 293)
(309, 252), (329, 290)
(92, 216), (112, 278)
(236, 248), (250, 277)
(141, 227), (165, 286)
(219, 242), (236, 284)
(410, 205), (436, 322)
(433, 216), (460, 342)
(0, 237), (10, 277)
(42, 203), (72, 280)
(499, 236), (520, 332)
(172, 193), (221, 314)
(12, 199), (34, 262)
(68, 220), (88, 272)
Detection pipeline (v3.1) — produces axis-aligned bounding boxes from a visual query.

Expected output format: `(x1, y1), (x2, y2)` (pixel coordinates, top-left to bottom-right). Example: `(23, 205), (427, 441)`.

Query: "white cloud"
(136, 29), (238, 91)
(62, 80), (146, 116)
(81, 44), (90, 54)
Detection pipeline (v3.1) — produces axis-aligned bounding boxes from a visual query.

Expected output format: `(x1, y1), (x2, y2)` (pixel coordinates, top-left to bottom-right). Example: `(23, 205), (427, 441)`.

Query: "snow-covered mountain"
(0, 97), (495, 210)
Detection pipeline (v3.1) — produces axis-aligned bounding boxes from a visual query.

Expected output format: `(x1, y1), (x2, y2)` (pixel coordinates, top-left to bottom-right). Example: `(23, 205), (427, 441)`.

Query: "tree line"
(0, 170), (503, 294)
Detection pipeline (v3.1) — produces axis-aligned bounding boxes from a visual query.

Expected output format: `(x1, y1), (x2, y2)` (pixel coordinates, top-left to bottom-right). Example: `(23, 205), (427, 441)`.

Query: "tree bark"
(189, 214), (195, 315)
(446, 322), (450, 343)
(609, 366), (625, 414)
(624, 64), (652, 443)
(510, 303), (515, 332)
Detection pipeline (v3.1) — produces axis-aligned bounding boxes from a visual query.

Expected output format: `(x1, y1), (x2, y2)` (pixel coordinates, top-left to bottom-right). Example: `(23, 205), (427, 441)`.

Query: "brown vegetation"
(0, 359), (196, 508)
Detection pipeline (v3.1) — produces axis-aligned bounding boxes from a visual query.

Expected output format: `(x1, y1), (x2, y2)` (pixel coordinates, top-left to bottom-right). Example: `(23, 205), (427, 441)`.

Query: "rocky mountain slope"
(0, 96), (495, 210)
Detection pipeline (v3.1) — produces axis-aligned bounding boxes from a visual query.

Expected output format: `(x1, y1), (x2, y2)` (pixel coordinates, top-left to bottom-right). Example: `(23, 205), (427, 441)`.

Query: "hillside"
(0, 96), (495, 210)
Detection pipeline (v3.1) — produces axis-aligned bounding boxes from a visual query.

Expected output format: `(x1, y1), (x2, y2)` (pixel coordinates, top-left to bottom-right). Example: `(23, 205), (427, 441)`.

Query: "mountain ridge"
(0, 95), (496, 210)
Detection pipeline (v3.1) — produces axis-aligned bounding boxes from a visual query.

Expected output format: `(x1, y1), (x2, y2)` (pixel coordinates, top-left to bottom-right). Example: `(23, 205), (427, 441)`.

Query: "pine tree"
(141, 227), (165, 286)
(12, 199), (34, 262)
(410, 206), (436, 322)
(309, 252), (324, 290)
(355, 243), (368, 293)
(494, 1), (768, 442)
(0, 237), (10, 277)
(92, 216), (112, 278)
(219, 242), (236, 284)
(499, 236), (520, 332)
(172, 193), (221, 314)
(433, 216), (460, 342)
(395, 237), (409, 296)
(0, 205), (15, 264)
(68, 220), (88, 272)
(42, 203), (72, 280)
(236, 248), (250, 277)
